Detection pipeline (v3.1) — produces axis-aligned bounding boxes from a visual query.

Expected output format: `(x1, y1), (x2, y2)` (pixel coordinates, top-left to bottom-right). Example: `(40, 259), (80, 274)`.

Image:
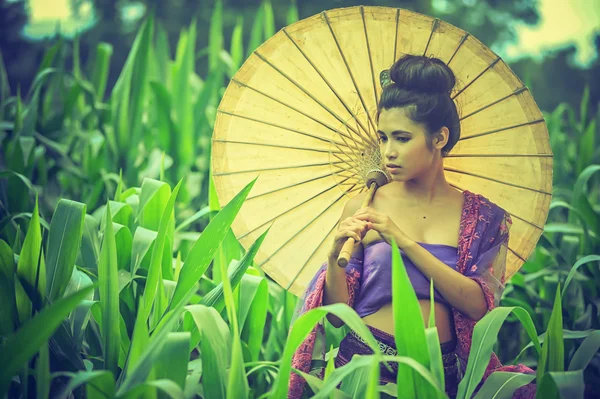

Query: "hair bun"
(389, 55), (455, 95)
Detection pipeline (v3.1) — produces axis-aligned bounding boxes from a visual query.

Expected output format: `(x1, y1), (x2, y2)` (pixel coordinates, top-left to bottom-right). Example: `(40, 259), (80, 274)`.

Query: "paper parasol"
(211, 6), (553, 297)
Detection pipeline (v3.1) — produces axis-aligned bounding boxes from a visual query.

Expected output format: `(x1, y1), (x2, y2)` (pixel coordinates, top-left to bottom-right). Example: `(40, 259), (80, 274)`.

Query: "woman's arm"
(323, 194), (365, 328)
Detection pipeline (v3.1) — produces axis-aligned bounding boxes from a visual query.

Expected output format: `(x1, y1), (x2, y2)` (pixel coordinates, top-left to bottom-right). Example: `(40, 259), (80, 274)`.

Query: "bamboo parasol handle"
(337, 181), (379, 267)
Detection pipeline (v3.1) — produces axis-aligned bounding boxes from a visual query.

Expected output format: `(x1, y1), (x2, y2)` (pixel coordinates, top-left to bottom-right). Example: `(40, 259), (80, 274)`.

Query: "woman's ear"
(435, 127), (450, 150)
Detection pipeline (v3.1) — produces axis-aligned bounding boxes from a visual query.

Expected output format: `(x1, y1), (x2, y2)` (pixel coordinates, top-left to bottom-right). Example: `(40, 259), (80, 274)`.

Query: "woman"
(287, 55), (537, 398)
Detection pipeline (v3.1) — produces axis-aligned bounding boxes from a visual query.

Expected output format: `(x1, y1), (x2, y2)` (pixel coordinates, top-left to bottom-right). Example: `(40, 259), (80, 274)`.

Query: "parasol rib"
(217, 109), (367, 166)
(447, 33), (469, 66)
(281, 28), (377, 148)
(286, 220), (339, 290)
(360, 6), (381, 108)
(230, 78), (363, 145)
(213, 160), (346, 176)
(322, 11), (378, 136)
(445, 167), (552, 195)
(256, 185), (357, 267)
(253, 51), (373, 149)
(460, 87), (528, 121)
(423, 18), (440, 56)
(446, 154), (553, 158)
(245, 167), (356, 201)
(212, 139), (346, 154)
(451, 56), (501, 100)
(459, 119), (546, 141)
(508, 247), (527, 263)
(239, 178), (356, 241)
(217, 109), (361, 150)
(393, 9), (400, 63)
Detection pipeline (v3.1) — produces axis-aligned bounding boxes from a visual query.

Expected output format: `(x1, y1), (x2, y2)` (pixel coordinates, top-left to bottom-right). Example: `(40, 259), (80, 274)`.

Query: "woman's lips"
(386, 166), (401, 172)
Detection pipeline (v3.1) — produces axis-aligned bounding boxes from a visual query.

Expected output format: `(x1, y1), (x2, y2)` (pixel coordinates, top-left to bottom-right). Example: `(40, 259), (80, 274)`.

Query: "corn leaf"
(390, 238), (432, 397)
(473, 371), (536, 399)
(0, 285), (94, 394)
(536, 370), (584, 399)
(169, 176), (257, 311)
(142, 179), (182, 323)
(16, 194), (44, 322)
(568, 330), (600, 371)
(457, 306), (541, 399)
(46, 199), (86, 302)
(98, 202), (120, 376)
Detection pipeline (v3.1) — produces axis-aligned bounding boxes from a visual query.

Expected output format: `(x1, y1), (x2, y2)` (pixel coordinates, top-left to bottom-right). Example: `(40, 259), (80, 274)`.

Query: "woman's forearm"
(323, 255), (350, 327)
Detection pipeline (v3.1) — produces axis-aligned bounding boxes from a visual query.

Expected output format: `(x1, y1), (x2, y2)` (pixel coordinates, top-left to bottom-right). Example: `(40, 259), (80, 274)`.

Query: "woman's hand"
(353, 207), (414, 249)
(328, 216), (369, 260)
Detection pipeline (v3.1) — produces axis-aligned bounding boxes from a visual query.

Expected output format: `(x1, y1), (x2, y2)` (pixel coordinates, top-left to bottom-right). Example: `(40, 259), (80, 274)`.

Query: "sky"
(23, 0), (600, 68)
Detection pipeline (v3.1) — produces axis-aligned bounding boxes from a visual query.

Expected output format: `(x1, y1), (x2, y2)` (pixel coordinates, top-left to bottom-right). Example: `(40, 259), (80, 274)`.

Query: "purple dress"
(354, 240), (458, 317)
(287, 190), (537, 399)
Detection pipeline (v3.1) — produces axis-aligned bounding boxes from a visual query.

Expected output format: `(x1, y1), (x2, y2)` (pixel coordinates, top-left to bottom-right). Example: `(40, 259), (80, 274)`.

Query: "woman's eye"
(398, 137), (410, 143)
(378, 137), (386, 143)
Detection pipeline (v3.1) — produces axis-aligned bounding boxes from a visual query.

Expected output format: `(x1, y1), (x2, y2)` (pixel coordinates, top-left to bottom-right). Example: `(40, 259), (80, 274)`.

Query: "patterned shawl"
(287, 190), (537, 398)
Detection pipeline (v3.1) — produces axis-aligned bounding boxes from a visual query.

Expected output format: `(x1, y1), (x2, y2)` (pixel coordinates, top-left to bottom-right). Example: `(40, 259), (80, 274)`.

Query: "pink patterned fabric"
(288, 190), (537, 398)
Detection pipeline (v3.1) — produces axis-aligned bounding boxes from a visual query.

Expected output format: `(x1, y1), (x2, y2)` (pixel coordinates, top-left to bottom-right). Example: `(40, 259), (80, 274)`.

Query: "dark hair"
(377, 55), (460, 157)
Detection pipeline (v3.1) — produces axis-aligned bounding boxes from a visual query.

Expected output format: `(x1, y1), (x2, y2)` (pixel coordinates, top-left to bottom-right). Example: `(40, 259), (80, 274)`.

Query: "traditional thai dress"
(288, 190), (537, 399)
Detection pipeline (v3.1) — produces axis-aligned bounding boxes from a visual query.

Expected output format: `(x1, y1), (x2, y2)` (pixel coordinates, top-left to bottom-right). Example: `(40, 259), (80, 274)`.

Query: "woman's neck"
(388, 161), (452, 204)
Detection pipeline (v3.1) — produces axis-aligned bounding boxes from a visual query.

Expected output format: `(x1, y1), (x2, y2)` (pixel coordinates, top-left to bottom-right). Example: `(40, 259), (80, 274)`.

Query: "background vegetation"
(0, 0), (599, 398)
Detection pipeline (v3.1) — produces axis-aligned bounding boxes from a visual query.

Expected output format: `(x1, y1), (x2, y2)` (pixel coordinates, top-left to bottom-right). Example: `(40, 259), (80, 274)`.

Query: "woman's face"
(377, 107), (436, 181)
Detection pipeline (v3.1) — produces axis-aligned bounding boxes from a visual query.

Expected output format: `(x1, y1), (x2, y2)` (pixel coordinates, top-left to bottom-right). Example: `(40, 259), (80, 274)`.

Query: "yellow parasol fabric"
(211, 6), (553, 297)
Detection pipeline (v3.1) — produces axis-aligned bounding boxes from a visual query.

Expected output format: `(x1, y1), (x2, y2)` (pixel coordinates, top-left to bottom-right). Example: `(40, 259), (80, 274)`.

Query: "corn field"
(0, 1), (599, 398)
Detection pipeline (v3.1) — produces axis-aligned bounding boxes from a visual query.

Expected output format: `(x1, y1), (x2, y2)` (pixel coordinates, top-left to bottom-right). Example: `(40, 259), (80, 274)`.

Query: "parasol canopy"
(211, 6), (553, 297)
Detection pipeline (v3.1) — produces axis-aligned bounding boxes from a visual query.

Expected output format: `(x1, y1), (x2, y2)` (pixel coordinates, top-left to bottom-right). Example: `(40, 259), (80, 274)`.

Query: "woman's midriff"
(360, 300), (456, 344)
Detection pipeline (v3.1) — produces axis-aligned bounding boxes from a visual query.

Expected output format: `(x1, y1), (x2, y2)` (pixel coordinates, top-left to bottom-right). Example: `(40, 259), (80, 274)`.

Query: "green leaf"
(46, 199), (86, 302)
(571, 165), (600, 236)
(16, 194), (44, 322)
(457, 306), (541, 399)
(209, 0), (223, 72)
(561, 255), (600, 296)
(0, 285), (94, 394)
(35, 341), (50, 399)
(169, 176), (258, 311)
(286, 0), (300, 25)
(136, 178), (172, 230)
(153, 332), (191, 394)
(111, 16), (154, 162)
(130, 226), (157, 273)
(247, 2), (265, 58)
(390, 238), (432, 397)
(546, 285), (565, 373)
(184, 305), (231, 399)
(239, 274), (269, 362)
(117, 296), (193, 395)
(117, 379), (184, 399)
(230, 16), (244, 73)
(271, 303), (385, 398)
(536, 370), (584, 399)
(98, 202), (121, 376)
(568, 330), (600, 371)
(91, 43), (113, 101)
(473, 371), (536, 399)
(142, 179), (182, 323)
(0, 51), (10, 103)
(293, 368), (351, 398)
(0, 239), (17, 335)
(263, 0), (275, 40)
(172, 20), (197, 174)
(58, 370), (116, 399)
